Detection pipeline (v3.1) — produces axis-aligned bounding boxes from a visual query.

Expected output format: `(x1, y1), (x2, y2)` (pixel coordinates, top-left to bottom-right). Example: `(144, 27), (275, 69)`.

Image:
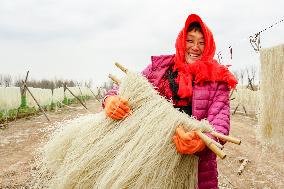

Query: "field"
(0, 99), (283, 189)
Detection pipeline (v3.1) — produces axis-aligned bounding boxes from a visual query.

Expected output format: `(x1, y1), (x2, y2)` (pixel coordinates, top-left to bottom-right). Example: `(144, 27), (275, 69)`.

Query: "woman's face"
(185, 30), (205, 64)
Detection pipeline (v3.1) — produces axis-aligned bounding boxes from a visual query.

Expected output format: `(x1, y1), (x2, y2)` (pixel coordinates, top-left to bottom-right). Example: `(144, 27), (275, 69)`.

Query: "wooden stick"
(109, 74), (121, 85)
(22, 82), (50, 121)
(211, 131), (241, 145)
(115, 62), (128, 73)
(210, 138), (224, 149)
(64, 84), (88, 110)
(196, 131), (226, 159)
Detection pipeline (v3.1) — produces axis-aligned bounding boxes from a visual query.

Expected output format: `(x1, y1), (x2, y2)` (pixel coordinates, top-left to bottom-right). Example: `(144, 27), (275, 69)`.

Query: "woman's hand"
(172, 126), (205, 154)
(104, 96), (131, 120)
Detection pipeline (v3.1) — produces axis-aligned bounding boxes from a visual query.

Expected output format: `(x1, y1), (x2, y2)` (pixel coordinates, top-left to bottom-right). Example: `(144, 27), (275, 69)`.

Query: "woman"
(104, 13), (237, 189)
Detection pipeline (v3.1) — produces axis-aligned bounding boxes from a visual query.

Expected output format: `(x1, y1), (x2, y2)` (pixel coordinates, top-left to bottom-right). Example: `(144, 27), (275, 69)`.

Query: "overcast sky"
(1, 0), (283, 87)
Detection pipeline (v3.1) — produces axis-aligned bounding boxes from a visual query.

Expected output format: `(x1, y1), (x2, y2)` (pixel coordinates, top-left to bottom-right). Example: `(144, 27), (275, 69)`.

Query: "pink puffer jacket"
(143, 55), (230, 189)
(105, 55), (231, 189)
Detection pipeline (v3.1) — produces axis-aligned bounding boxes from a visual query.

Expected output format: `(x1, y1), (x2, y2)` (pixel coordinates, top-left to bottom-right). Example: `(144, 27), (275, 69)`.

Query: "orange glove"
(105, 96), (131, 120)
(172, 126), (205, 154)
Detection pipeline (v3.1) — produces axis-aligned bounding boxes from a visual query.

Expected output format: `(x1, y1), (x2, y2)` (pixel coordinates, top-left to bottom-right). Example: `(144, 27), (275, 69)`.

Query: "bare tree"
(85, 79), (93, 88)
(55, 79), (64, 88)
(66, 80), (75, 87)
(233, 71), (239, 82)
(3, 75), (12, 87)
(0, 74), (3, 86)
(2, 73), (91, 90)
(239, 69), (245, 86)
(101, 79), (114, 92)
(14, 74), (24, 87)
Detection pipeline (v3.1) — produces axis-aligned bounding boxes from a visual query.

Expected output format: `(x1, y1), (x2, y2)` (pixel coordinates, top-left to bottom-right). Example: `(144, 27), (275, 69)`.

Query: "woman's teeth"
(190, 54), (199, 58)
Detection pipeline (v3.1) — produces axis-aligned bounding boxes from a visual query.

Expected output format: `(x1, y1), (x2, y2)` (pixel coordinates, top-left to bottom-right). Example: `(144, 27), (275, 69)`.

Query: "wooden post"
(16, 71), (30, 121)
(233, 103), (239, 115)
(63, 83), (67, 97)
(20, 71), (30, 106)
(229, 90), (236, 101)
(78, 85), (86, 105)
(21, 71), (29, 96)
(88, 87), (101, 102)
(242, 105), (248, 116)
(22, 81), (50, 121)
(97, 87), (101, 98)
(247, 78), (254, 91)
(88, 87), (96, 97)
(64, 83), (88, 110)
(229, 88), (235, 98)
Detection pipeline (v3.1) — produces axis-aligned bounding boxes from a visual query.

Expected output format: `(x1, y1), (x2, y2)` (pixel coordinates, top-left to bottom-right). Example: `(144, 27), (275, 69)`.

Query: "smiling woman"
(185, 22), (205, 64)
(104, 14), (238, 189)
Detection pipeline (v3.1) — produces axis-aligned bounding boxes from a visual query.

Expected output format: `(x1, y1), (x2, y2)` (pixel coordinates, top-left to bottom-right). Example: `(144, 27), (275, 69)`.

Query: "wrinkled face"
(185, 30), (205, 64)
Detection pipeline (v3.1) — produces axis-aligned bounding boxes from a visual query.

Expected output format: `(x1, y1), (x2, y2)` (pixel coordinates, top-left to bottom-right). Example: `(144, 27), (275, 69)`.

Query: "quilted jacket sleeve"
(207, 83), (231, 138)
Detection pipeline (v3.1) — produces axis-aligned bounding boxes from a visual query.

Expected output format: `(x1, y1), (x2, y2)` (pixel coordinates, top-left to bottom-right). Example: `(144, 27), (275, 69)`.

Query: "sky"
(1, 0), (284, 87)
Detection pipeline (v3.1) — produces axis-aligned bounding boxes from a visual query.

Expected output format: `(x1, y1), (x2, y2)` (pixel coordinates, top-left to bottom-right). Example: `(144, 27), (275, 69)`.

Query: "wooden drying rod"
(109, 62), (242, 159)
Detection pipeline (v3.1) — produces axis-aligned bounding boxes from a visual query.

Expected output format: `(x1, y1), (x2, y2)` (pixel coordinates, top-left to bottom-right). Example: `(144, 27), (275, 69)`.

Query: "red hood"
(175, 14), (216, 68)
(173, 14), (237, 98)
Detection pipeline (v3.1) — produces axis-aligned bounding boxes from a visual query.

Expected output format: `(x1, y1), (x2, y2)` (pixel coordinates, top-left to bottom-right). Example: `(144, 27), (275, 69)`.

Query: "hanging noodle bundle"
(259, 45), (284, 150)
(31, 71), (214, 189)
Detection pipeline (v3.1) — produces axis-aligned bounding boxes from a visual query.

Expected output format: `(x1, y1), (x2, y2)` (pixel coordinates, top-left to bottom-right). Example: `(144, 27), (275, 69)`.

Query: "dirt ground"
(0, 99), (283, 189)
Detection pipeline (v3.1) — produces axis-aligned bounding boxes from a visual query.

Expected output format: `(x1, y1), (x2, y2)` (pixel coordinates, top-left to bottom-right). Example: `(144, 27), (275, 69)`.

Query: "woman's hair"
(187, 22), (203, 33)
